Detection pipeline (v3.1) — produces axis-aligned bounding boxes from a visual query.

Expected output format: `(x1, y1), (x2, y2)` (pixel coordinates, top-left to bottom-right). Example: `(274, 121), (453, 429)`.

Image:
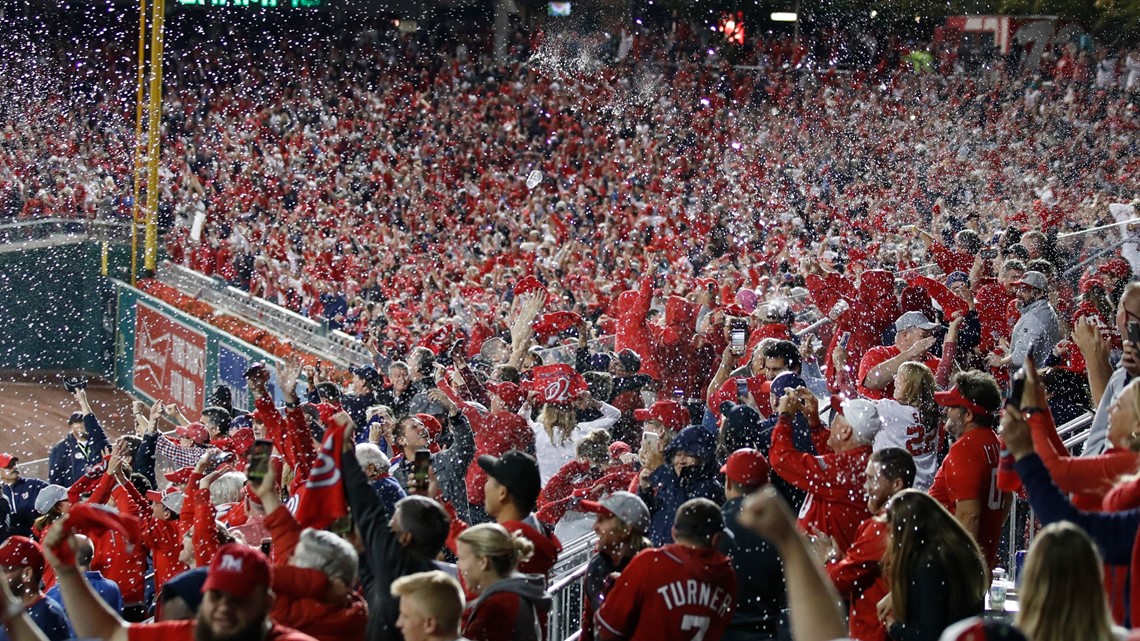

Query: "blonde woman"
(456, 523), (552, 641)
(526, 390), (620, 484)
(871, 362), (940, 489)
(1016, 522), (1127, 641)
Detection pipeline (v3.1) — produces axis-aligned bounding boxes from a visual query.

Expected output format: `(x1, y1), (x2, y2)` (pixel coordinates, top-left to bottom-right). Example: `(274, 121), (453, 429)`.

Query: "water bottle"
(990, 568), (1008, 610)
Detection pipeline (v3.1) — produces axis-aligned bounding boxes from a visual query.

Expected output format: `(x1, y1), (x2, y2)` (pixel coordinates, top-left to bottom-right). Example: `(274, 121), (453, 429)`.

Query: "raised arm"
(41, 519), (129, 641)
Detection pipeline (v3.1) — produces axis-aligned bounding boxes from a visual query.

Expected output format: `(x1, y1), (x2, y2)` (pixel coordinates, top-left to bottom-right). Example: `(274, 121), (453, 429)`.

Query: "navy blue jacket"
(639, 426), (724, 546)
(2, 477), (49, 537)
(1016, 453), (1140, 566)
(49, 413), (110, 487)
(371, 476), (407, 516)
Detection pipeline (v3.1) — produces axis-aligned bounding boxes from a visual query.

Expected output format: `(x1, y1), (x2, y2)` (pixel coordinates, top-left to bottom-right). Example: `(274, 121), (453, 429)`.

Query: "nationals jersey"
(596, 544), (737, 641)
(928, 427), (1007, 569)
(872, 399), (938, 490)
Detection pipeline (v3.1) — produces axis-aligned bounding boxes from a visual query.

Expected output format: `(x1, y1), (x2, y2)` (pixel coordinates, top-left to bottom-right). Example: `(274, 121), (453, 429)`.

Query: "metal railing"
(0, 217), (133, 249)
(548, 562), (589, 641)
(156, 261), (374, 368)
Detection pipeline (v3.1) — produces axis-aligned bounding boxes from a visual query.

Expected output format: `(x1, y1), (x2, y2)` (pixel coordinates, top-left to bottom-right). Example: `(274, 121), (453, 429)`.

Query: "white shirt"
(524, 402), (621, 483)
(872, 399), (938, 490)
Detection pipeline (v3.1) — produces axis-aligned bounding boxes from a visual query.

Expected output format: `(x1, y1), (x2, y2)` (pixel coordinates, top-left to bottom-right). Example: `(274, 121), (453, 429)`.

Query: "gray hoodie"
(465, 574), (553, 641)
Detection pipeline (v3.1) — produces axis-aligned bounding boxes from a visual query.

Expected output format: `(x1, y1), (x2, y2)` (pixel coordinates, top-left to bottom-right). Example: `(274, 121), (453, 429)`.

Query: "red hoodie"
(501, 517), (562, 578)
(614, 278), (658, 379)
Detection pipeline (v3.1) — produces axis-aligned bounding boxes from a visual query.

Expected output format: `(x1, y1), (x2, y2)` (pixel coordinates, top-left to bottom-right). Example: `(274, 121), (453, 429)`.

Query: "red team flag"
(292, 419), (350, 530)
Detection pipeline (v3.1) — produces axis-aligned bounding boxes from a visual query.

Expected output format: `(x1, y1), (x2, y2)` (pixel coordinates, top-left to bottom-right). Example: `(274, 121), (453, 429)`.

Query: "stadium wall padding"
(113, 281), (283, 416)
(0, 242), (123, 373)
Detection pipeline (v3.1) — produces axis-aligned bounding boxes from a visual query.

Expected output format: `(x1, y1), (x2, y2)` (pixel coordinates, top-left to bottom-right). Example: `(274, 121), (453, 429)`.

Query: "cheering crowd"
(3, 10), (1140, 641)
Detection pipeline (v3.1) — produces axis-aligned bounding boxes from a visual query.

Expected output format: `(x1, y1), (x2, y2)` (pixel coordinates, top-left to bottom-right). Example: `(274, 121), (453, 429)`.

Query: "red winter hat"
(487, 382), (527, 413)
(608, 441), (632, 460)
(415, 413), (443, 444)
(203, 543), (272, 598)
(525, 364), (588, 406)
(633, 400), (691, 433)
(1079, 276), (1105, 295)
(229, 428), (255, 458)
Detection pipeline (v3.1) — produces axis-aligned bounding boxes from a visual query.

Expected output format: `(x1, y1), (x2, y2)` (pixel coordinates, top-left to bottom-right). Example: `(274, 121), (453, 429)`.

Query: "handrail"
(1055, 412), (1094, 439)
(156, 261), (374, 368)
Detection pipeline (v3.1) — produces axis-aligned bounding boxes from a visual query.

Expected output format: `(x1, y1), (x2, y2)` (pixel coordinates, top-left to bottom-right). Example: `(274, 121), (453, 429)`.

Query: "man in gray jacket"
(992, 271), (1060, 375)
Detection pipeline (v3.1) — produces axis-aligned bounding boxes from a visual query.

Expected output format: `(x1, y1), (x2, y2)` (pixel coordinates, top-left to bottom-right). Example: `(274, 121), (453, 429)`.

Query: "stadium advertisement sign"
(134, 302), (207, 416)
(115, 282), (281, 414)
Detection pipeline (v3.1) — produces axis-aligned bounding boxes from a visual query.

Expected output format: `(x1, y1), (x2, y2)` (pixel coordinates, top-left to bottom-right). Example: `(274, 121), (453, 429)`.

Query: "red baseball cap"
(0, 536), (44, 574)
(175, 423), (210, 446)
(164, 466), (194, 485)
(720, 448), (770, 486)
(202, 543), (272, 598)
(633, 400), (690, 433)
(934, 386), (994, 417)
(145, 486), (185, 515)
(487, 382), (526, 413)
(0, 453), (17, 468)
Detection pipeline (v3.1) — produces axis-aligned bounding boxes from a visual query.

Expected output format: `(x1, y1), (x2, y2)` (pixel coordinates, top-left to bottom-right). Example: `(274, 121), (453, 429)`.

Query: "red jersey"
(128, 620), (317, 641)
(856, 345), (941, 401)
(827, 514), (889, 641)
(769, 415), (872, 553)
(596, 544), (737, 641)
(928, 427), (1007, 569)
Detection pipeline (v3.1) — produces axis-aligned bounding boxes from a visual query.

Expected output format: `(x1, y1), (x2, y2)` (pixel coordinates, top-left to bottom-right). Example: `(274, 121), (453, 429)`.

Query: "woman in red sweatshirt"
(457, 523), (553, 641)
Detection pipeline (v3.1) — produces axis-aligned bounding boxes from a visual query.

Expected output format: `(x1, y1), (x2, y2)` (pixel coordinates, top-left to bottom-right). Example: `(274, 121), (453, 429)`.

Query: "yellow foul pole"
(142, 0), (166, 276)
(130, 0), (150, 285)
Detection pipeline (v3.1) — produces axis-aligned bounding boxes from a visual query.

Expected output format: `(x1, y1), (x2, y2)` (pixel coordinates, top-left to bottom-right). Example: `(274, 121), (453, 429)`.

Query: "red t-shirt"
(856, 345), (939, 401)
(596, 545), (737, 641)
(128, 620), (317, 641)
(928, 427), (1006, 569)
(827, 514), (889, 641)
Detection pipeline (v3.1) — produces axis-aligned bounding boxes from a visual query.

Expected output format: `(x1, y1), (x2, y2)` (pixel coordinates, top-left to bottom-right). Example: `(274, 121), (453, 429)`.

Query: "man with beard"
(0, 536), (71, 641)
(989, 271), (1060, 374)
(41, 528), (317, 641)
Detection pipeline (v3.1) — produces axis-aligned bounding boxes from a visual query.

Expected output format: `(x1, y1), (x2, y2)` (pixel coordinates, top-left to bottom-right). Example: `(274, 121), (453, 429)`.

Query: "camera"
(63, 376), (88, 394)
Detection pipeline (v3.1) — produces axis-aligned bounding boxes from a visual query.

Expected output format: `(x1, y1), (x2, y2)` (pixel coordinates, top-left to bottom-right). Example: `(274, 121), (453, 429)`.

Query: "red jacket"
(118, 476), (188, 589)
(535, 460), (606, 526)
(769, 415), (872, 553)
(463, 408), (534, 506)
(502, 518), (562, 578)
(806, 270), (898, 390)
(614, 278), (658, 379)
(827, 514), (889, 641)
(264, 509), (369, 641)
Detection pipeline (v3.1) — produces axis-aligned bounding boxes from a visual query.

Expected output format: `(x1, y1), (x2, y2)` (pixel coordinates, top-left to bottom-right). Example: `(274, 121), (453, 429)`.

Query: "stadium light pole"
(142, 0), (166, 278)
